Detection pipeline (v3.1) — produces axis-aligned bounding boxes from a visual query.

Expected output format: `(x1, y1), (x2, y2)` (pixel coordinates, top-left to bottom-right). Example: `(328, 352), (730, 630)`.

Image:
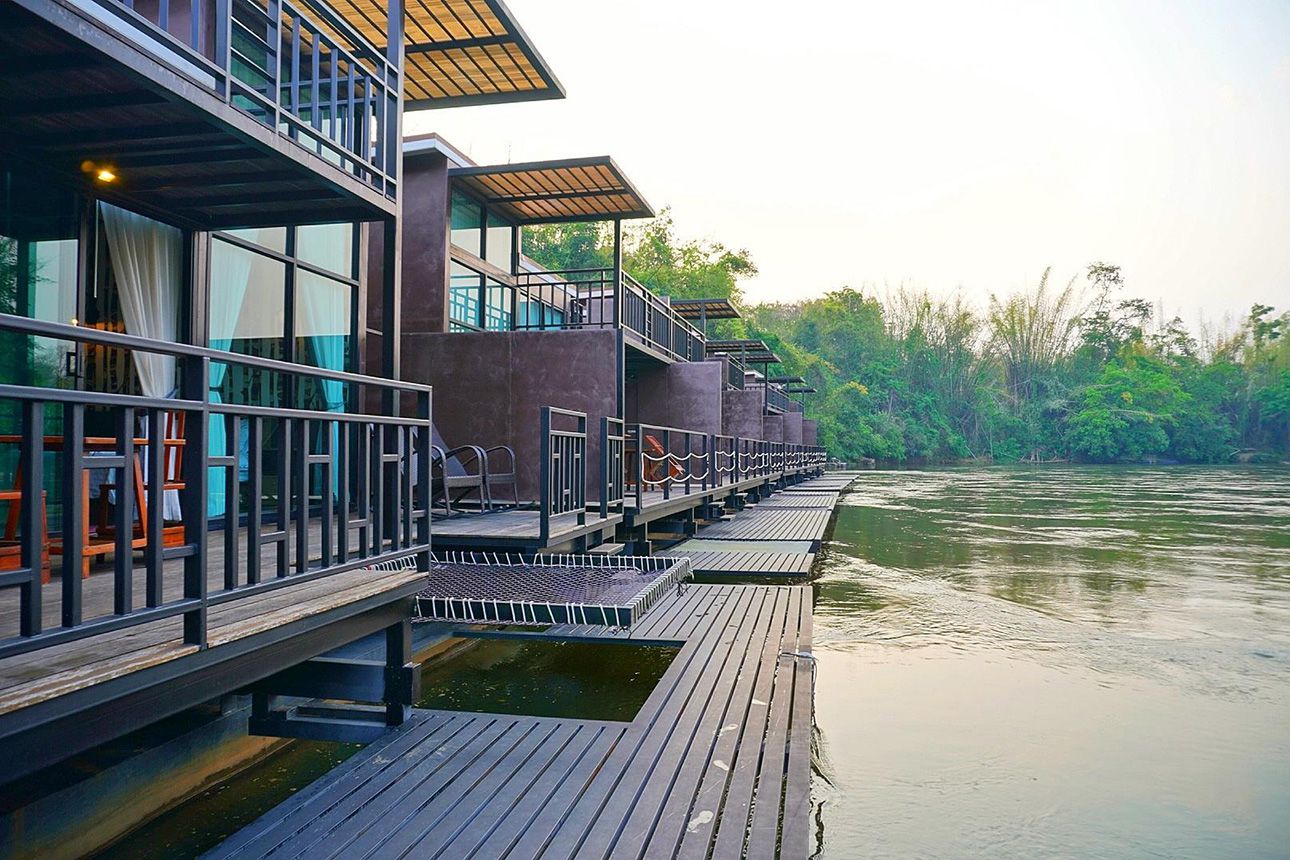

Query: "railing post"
(539, 407), (551, 543)
(19, 402), (43, 637)
(416, 390), (432, 571)
(634, 423), (644, 512)
(180, 356), (210, 648)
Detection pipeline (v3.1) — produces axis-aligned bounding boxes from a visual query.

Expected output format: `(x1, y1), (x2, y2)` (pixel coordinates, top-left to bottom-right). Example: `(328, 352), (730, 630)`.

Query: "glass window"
(297, 223), (354, 277)
(295, 270), (351, 413)
(450, 191), (482, 256)
(484, 279), (512, 331)
(210, 238), (286, 358)
(485, 216), (514, 273)
(449, 261), (482, 329)
(224, 226), (286, 254)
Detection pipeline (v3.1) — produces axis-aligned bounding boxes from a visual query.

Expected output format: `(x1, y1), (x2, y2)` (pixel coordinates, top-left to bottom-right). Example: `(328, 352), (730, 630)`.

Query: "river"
(812, 466), (1290, 859)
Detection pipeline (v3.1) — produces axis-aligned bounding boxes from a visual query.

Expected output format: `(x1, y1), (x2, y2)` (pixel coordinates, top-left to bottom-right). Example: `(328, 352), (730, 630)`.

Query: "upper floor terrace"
(1, 0), (562, 229)
(441, 155), (710, 364)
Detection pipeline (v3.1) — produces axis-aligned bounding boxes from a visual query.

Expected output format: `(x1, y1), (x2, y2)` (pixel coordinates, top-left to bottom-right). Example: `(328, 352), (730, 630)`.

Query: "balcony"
(0, 313), (430, 762)
(2, 0), (400, 225)
(513, 268), (706, 363)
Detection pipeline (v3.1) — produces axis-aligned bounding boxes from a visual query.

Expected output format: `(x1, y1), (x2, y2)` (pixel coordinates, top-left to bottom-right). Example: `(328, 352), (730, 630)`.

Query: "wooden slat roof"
(705, 339), (781, 365)
(670, 298), (742, 320)
(450, 156), (654, 223)
(330, 0), (564, 109)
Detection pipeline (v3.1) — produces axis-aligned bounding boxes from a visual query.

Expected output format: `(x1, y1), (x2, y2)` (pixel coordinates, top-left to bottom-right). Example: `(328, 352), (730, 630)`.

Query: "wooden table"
(1, 435), (148, 579)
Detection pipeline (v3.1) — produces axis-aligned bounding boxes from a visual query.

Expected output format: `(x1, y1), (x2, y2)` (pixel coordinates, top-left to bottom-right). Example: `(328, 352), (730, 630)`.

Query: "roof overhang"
(768, 375), (805, 385)
(330, 0), (565, 109)
(671, 298), (742, 321)
(706, 339), (781, 365)
(785, 385), (817, 394)
(450, 156), (654, 223)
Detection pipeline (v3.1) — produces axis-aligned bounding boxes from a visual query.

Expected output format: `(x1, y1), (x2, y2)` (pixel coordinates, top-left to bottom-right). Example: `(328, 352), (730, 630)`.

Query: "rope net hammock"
(412, 553), (692, 629)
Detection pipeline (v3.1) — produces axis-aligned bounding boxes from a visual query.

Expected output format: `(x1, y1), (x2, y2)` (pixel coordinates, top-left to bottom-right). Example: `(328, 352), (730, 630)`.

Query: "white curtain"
(100, 203), (183, 520)
(207, 239), (254, 516)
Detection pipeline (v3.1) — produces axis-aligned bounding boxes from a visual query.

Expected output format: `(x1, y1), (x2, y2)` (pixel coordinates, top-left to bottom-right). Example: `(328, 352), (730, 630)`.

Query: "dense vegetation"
(526, 215), (1290, 465)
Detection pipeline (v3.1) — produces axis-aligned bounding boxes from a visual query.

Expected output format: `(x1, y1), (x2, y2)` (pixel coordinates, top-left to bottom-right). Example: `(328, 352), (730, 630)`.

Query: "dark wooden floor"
(208, 583), (815, 860)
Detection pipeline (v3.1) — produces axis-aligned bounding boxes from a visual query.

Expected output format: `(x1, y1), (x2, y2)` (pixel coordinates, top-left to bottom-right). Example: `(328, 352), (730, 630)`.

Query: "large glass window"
(485, 215), (514, 272)
(449, 261), (483, 330)
(297, 223), (355, 277)
(484, 279), (513, 331)
(450, 191), (482, 257)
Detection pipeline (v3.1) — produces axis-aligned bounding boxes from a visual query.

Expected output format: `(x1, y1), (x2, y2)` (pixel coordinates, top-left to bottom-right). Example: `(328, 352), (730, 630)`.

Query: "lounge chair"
(430, 424), (517, 517)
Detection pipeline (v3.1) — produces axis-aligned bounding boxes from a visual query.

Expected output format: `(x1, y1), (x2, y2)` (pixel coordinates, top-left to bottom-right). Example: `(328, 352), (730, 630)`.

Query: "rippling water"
(812, 467), (1290, 859)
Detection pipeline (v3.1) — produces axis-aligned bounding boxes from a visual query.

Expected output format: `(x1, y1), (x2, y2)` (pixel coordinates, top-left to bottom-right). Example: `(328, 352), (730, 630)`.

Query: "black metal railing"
(513, 268), (706, 363)
(624, 422), (714, 510)
(538, 407), (587, 541)
(723, 355), (745, 390)
(600, 417), (625, 519)
(764, 385), (792, 414)
(93, 0), (398, 199)
(0, 314), (429, 660)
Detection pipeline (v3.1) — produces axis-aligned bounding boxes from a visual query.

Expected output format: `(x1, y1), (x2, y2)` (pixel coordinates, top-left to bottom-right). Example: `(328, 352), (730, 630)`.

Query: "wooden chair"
(96, 410), (188, 549)
(0, 488), (51, 583)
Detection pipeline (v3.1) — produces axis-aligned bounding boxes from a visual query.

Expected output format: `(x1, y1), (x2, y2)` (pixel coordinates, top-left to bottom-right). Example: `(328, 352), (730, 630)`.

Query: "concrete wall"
(626, 360), (723, 434)
(802, 419), (818, 447)
(369, 150), (452, 338)
(782, 411), (803, 445)
(762, 413), (785, 443)
(722, 388), (764, 440)
(402, 329), (619, 502)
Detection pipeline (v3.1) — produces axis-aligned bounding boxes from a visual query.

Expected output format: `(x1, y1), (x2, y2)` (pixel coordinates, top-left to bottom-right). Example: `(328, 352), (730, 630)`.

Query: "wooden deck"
(752, 492), (839, 509)
(208, 583), (815, 859)
(431, 509), (622, 550)
(0, 519), (425, 718)
(698, 509), (832, 544)
(657, 548), (816, 577)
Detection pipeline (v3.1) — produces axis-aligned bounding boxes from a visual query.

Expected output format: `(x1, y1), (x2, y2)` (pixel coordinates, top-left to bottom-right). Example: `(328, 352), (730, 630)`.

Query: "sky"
(405, 0), (1290, 327)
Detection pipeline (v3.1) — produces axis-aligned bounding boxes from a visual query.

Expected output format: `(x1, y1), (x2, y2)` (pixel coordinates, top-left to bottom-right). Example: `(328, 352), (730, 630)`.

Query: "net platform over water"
(415, 553), (692, 629)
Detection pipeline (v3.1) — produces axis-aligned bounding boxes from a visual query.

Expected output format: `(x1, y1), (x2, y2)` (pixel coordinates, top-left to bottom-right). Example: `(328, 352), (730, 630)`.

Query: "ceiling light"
(96, 168), (116, 183)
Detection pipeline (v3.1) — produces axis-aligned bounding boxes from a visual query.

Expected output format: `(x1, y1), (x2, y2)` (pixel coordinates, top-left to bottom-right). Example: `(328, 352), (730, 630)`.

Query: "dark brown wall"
(722, 388), (764, 439)
(402, 329), (619, 502)
(762, 414), (785, 443)
(802, 419), (818, 447)
(782, 411), (803, 445)
(368, 151), (452, 339)
(626, 360), (723, 434)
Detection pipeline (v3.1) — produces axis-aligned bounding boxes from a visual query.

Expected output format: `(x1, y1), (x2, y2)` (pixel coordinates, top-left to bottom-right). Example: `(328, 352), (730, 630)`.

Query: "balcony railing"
(0, 314), (429, 660)
(91, 0), (398, 199)
(513, 268), (706, 363)
(763, 384), (792, 414)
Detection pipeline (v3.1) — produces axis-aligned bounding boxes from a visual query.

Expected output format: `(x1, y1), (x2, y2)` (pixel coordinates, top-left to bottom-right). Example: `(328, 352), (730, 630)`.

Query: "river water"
(812, 467), (1290, 859)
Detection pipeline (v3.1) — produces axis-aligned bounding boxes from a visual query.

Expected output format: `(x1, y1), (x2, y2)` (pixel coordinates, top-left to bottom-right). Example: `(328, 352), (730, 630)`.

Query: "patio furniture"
(95, 411), (187, 549)
(0, 489), (50, 583)
(0, 435), (147, 578)
(430, 425), (517, 517)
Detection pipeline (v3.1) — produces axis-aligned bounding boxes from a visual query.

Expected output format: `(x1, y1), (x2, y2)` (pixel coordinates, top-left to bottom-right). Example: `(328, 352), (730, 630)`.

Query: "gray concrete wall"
(762, 414), (785, 443)
(802, 419), (818, 447)
(782, 411), (803, 445)
(402, 329), (619, 502)
(722, 388), (764, 439)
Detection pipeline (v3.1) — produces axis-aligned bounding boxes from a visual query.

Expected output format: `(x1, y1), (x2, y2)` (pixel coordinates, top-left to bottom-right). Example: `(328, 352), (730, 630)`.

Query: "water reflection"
(813, 467), (1290, 858)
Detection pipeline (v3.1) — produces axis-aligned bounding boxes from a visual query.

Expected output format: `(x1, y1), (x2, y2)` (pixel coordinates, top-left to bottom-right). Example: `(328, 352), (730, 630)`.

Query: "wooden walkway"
(698, 509), (832, 544)
(657, 549), (815, 577)
(753, 492), (839, 509)
(208, 583), (815, 859)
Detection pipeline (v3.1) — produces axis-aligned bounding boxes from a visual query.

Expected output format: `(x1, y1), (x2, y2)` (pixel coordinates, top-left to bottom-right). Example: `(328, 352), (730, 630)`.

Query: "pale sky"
(406, 0), (1290, 325)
